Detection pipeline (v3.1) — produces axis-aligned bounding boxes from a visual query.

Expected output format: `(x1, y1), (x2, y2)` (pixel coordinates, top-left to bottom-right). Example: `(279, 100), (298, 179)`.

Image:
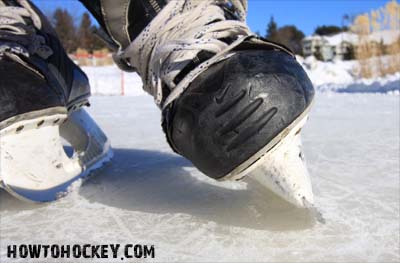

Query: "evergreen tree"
(52, 8), (77, 53)
(265, 17), (305, 54)
(77, 13), (108, 52)
(266, 16), (278, 41)
(90, 25), (109, 51)
(314, 25), (345, 36)
(276, 25), (305, 55)
(78, 12), (92, 51)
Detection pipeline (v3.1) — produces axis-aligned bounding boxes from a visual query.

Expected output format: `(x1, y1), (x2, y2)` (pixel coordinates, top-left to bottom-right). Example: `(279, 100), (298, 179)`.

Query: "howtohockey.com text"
(7, 244), (155, 260)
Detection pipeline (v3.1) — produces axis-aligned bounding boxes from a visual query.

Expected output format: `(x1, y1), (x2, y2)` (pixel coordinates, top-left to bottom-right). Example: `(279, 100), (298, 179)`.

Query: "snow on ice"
(0, 59), (399, 262)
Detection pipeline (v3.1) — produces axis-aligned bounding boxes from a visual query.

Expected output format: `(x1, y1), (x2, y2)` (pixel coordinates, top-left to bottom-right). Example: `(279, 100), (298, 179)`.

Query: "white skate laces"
(0, 0), (53, 59)
(114, 0), (253, 107)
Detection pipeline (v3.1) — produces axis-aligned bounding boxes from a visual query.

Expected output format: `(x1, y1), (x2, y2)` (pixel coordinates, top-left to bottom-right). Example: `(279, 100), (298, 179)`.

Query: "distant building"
(302, 35), (326, 58)
(302, 30), (400, 61)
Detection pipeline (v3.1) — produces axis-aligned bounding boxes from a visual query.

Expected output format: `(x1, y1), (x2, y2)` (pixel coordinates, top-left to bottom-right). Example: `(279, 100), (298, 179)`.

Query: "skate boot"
(84, 0), (315, 207)
(0, 0), (112, 202)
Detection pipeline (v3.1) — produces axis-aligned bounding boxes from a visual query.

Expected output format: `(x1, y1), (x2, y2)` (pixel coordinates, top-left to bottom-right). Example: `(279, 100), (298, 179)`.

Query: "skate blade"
(0, 108), (112, 202)
(246, 115), (314, 208)
(221, 107), (314, 208)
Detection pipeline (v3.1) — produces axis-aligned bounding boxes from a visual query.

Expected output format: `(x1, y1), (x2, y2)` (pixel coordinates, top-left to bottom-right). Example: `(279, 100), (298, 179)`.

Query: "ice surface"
(1, 93), (398, 262)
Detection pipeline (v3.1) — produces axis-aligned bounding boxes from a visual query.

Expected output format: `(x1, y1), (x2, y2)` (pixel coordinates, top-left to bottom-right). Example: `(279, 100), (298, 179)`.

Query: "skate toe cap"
(166, 50), (315, 180)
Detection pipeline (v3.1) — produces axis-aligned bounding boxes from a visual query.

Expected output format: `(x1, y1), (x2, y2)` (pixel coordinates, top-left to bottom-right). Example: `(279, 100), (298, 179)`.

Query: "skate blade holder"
(0, 108), (112, 202)
(222, 110), (314, 209)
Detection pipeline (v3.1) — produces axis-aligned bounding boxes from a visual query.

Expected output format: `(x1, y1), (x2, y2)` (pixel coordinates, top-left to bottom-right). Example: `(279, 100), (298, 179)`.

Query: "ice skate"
(83, 0), (315, 207)
(0, 0), (112, 202)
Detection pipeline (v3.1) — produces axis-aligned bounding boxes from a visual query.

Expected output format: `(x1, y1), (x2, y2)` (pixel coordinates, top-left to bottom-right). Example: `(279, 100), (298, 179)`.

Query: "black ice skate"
(83, 0), (315, 207)
(0, 0), (112, 202)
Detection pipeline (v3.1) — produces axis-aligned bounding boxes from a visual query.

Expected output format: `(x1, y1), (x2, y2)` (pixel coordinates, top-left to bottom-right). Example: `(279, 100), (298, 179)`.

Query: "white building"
(302, 35), (326, 58)
(302, 33), (358, 61)
(302, 30), (400, 61)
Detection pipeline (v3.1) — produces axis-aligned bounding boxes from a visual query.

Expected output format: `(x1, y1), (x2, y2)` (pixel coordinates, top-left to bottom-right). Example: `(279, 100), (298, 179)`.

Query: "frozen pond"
(1, 93), (399, 262)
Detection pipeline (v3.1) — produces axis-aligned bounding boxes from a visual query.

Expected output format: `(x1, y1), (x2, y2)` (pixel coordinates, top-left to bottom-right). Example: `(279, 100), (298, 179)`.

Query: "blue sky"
(32, 0), (389, 36)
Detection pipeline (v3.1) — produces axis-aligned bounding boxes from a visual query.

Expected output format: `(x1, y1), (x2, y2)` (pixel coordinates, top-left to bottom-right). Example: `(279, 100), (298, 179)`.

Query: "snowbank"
(300, 56), (355, 86)
(81, 65), (146, 96)
(298, 55), (400, 94)
(327, 72), (400, 94)
(81, 57), (399, 96)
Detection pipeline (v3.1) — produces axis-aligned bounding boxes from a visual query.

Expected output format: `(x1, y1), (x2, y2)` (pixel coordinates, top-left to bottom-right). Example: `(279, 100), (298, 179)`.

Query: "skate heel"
(0, 108), (112, 202)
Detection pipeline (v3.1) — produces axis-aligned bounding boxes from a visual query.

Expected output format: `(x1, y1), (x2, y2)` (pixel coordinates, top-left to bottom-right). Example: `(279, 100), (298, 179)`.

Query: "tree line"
(52, 6), (395, 64)
(263, 16), (348, 56)
(52, 8), (350, 56)
(51, 9), (108, 53)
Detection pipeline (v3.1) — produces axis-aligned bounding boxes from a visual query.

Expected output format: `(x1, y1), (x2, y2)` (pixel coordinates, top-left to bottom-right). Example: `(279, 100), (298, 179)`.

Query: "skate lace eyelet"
(37, 120), (45, 127)
(16, 126), (24, 133)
